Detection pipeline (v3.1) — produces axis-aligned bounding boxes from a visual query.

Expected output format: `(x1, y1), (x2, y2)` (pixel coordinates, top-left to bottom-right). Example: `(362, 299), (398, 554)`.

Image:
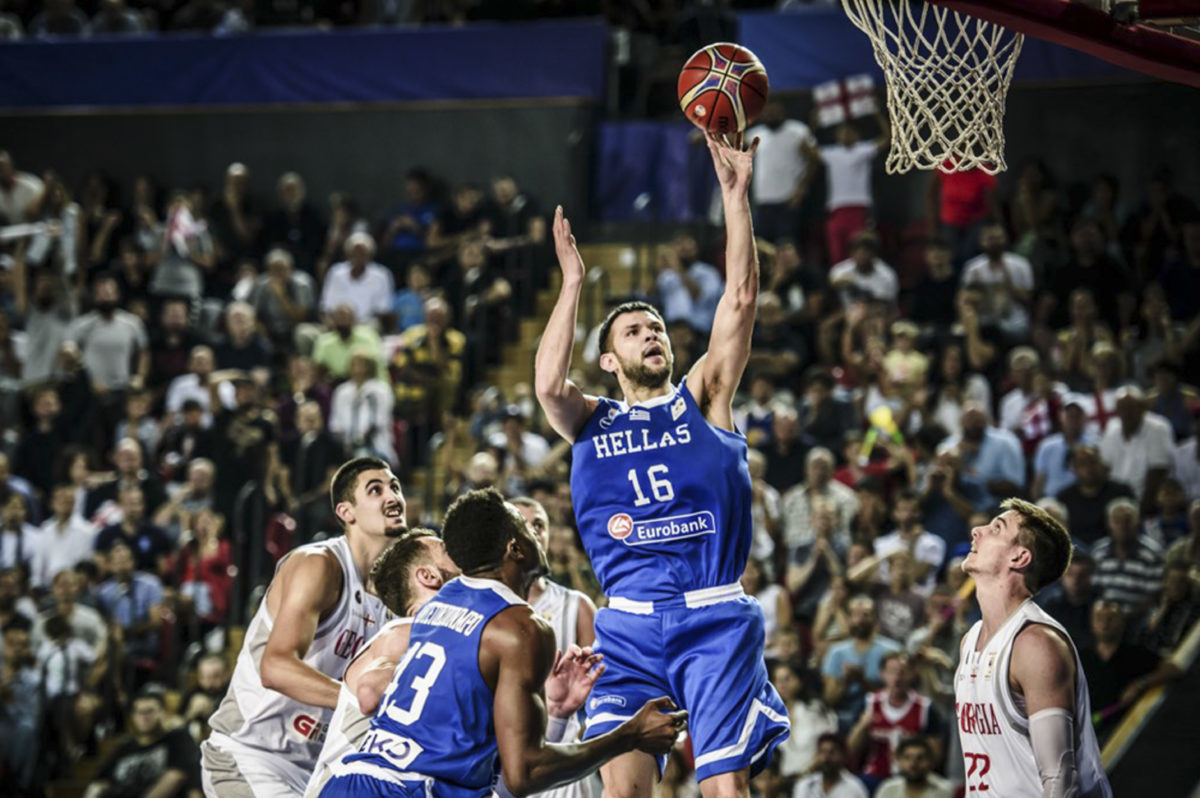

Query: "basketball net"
(841, 0), (1023, 174)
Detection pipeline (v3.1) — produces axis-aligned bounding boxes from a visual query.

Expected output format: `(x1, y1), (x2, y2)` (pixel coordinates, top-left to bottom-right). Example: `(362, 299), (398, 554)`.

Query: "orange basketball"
(678, 42), (769, 135)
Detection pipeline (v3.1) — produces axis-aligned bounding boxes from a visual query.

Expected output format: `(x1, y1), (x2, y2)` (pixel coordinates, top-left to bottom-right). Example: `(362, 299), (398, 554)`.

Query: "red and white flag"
(814, 74), (877, 128)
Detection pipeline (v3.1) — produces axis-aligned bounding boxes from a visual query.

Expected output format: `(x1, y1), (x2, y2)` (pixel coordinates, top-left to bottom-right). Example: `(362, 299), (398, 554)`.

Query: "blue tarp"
(0, 20), (608, 109)
(738, 7), (1139, 88)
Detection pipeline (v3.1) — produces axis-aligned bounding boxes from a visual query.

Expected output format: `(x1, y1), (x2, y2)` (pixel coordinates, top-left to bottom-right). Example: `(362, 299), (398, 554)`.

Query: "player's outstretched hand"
(553, 205), (586, 285)
(706, 132), (760, 195)
(626, 696), (688, 755)
(545, 645), (605, 719)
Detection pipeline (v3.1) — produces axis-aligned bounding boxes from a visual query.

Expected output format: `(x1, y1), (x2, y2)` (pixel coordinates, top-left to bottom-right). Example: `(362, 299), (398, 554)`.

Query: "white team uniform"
(303, 617), (413, 798)
(201, 536), (392, 798)
(954, 599), (1112, 797)
(531, 578), (593, 798)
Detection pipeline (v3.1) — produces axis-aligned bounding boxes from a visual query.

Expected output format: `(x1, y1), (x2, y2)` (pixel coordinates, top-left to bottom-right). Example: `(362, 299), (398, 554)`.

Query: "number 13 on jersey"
(628, 465), (675, 507)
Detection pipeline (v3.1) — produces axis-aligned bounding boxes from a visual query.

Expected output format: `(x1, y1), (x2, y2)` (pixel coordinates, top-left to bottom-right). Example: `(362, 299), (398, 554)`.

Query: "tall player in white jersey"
(512, 497), (599, 798)
(955, 498), (1112, 797)
(201, 456), (407, 797)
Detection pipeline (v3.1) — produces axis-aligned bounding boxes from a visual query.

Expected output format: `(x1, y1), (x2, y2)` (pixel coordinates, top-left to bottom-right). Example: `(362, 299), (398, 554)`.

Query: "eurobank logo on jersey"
(607, 510), (717, 545)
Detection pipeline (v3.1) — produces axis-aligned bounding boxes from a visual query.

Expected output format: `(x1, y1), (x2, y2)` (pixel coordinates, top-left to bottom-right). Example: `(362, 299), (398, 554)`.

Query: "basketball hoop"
(841, 0), (1024, 174)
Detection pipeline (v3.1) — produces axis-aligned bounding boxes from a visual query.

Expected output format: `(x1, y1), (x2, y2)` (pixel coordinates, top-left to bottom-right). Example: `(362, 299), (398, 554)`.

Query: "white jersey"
(530, 578), (592, 798)
(954, 600), (1111, 797)
(206, 536), (392, 781)
(304, 617), (413, 798)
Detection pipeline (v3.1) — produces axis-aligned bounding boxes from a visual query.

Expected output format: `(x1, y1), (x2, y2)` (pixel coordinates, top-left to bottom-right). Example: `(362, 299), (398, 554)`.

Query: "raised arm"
(490, 609), (684, 797)
(259, 550), (344, 709)
(534, 206), (598, 443)
(690, 132), (762, 430)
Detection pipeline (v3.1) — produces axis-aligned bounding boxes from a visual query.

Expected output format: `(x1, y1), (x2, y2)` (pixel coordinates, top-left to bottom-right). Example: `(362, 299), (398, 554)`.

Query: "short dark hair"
(442, 488), (524, 574)
(370, 528), (439, 616)
(816, 732), (846, 752)
(896, 735), (932, 758)
(134, 684), (167, 707)
(597, 301), (665, 354)
(1002, 497), (1074, 594)
(330, 457), (393, 517)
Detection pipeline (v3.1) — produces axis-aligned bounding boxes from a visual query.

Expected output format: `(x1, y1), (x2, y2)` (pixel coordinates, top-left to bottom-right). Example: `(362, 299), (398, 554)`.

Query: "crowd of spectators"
(1, 97), (1199, 795)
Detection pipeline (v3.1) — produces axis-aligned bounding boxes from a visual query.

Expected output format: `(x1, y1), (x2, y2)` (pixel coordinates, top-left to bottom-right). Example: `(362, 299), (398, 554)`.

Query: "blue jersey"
(339, 576), (523, 798)
(570, 380), (753, 601)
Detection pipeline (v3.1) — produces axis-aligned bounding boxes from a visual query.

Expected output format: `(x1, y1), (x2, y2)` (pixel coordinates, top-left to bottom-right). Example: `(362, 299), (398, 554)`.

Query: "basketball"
(677, 42), (769, 135)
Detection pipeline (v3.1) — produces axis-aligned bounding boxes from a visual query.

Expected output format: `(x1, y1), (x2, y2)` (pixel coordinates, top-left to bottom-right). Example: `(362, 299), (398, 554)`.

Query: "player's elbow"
(500, 761), (539, 798)
(355, 681), (384, 716)
(259, 651), (290, 692)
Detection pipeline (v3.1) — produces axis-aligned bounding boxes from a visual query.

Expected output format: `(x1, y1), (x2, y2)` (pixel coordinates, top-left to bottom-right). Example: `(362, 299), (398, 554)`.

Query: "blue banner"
(594, 121), (717, 223)
(0, 20), (608, 109)
(739, 7), (1138, 88)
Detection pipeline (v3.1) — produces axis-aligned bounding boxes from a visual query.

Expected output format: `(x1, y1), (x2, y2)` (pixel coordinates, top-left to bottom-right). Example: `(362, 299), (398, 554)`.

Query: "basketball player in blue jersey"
(319, 488), (687, 798)
(535, 131), (789, 798)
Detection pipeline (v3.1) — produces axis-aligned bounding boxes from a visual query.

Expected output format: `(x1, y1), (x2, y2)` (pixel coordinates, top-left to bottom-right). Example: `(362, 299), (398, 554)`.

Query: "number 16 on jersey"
(628, 465), (675, 507)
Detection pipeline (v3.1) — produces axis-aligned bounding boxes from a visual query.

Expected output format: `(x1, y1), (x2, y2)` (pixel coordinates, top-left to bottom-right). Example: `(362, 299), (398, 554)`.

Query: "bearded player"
(201, 457), (404, 796)
(956, 498), (1112, 797)
(535, 131), (789, 798)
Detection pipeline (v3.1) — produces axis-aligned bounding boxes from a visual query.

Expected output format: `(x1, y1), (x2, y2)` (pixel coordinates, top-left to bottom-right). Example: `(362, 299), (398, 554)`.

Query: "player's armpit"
(1009, 624), (1076, 717)
(260, 550), (344, 709)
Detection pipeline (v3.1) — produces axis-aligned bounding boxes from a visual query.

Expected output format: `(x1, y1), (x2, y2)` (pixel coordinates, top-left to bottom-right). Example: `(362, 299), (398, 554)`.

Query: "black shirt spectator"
(94, 488), (172, 575)
(1036, 554), (1099, 652)
(13, 386), (68, 502)
(89, 689), (200, 798)
(1055, 445), (1136, 546)
(261, 172), (324, 276)
(908, 238), (959, 330)
(149, 298), (208, 392)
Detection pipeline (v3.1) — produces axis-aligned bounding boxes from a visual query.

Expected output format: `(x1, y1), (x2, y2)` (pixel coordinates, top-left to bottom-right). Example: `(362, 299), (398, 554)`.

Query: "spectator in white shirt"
(803, 112), (889, 264)
(164, 345), (235, 426)
(29, 485), (95, 591)
(997, 347), (1041, 433)
(874, 737), (952, 798)
(329, 351), (396, 466)
(960, 221), (1034, 339)
(829, 232), (898, 308)
(793, 733), (868, 798)
(1100, 386), (1175, 508)
(0, 150), (44, 224)
(870, 490), (947, 594)
(747, 101), (817, 243)
(320, 231), (395, 329)
(1174, 411), (1200, 501)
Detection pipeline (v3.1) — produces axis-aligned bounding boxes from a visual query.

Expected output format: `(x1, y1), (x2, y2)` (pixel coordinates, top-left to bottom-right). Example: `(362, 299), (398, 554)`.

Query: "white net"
(841, 0), (1024, 174)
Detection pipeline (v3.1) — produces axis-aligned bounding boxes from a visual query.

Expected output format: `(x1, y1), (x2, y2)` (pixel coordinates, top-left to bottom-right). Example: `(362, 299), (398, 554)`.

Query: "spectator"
(427, 183), (489, 249)
(314, 192), (369, 283)
(792, 732), (868, 798)
(940, 402), (1024, 509)
(927, 343), (991, 439)
(148, 298), (208, 394)
(0, 151), (44, 224)
(311, 304), (383, 382)
(904, 586), (968, 705)
(1092, 497), (1165, 618)
(0, 493), (38, 573)
(926, 160), (999, 267)
(769, 661), (838, 788)
(14, 384), (68, 501)
(248, 248), (316, 350)
(1045, 216), (1135, 331)
(742, 557), (792, 658)
(320, 231), (394, 329)
(1032, 396), (1095, 499)
(210, 376), (277, 523)
(1100, 386), (1174, 510)
(860, 551), (928, 644)
(1054, 445), (1133, 547)
(871, 490), (946, 592)
(180, 653), (229, 743)
(484, 174), (546, 250)
(274, 355), (331, 441)
(0, 616), (41, 796)
(960, 221), (1034, 340)
(1035, 552), (1098, 652)
(85, 437), (168, 521)
(782, 447), (860, 554)
(158, 399), (216, 483)
(822, 595), (902, 733)
(261, 172), (323, 275)
(36, 611), (98, 772)
(806, 113), (889, 265)
(94, 486), (172, 577)
(208, 162), (261, 284)
(280, 400), (344, 543)
(84, 686), (200, 798)
(18, 271), (74, 386)
(90, 0), (145, 34)
(747, 101), (817, 243)
(749, 292), (805, 380)
(0, 452), (38, 521)
(1157, 216), (1200, 322)
(787, 500), (846, 624)
(151, 192), (214, 301)
(0, 567), (36, 630)
(764, 403), (807, 492)
(909, 237), (959, 330)
(1078, 598), (1182, 740)
(747, 448), (783, 570)
(29, 484), (96, 591)
(114, 389), (159, 462)
(390, 296), (468, 464)
(829, 232), (898, 309)
(212, 301), (272, 377)
(996, 347), (1042, 433)
(172, 509), (232, 635)
(1145, 477), (1191, 547)
(25, 170), (80, 277)
(35, 569), (107, 651)
(1175, 411), (1200, 502)
(848, 652), (944, 786)
(391, 262), (432, 333)
(874, 736), (952, 798)
(487, 405), (550, 493)
(459, 240), (513, 364)
(328, 351), (396, 465)
(381, 169), (438, 268)
(1147, 360), (1197, 444)
(654, 234), (724, 336)
(96, 542), (166, 686)
(154, 458), (215, 543)
(164, 345), (234, 426)
(734, 374), (778, 449)
(1125, 166), (1197, 287)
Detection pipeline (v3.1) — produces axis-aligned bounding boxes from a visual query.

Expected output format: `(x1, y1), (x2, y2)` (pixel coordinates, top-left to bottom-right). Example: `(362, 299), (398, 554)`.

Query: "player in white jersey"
(512, 497), (599, 798)
(201, 456), (408, 797)
(955, 498), (1112, 798)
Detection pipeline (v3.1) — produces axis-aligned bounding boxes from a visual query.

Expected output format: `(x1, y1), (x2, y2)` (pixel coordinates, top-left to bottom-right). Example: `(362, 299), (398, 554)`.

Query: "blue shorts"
(320, 772), (431, 798)
(582, 595), (789, 781)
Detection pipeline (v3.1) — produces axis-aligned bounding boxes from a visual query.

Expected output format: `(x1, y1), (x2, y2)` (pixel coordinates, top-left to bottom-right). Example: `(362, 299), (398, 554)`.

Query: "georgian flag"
(166, 203), (206, 256)
(814, 74), (877, 128)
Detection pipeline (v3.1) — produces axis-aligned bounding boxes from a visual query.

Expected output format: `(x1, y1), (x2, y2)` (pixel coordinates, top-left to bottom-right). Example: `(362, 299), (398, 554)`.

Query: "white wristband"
(546, 715), (570, 743)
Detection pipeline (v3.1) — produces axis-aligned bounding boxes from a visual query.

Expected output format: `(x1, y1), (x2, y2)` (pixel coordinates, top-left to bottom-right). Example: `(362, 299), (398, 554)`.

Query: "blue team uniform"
(572, 379), (789, 781)
(319, 576), (523, 798)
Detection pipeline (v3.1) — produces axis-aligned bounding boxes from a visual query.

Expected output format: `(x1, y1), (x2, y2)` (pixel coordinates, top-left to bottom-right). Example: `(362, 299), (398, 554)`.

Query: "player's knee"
(698, 769), (750, 798)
